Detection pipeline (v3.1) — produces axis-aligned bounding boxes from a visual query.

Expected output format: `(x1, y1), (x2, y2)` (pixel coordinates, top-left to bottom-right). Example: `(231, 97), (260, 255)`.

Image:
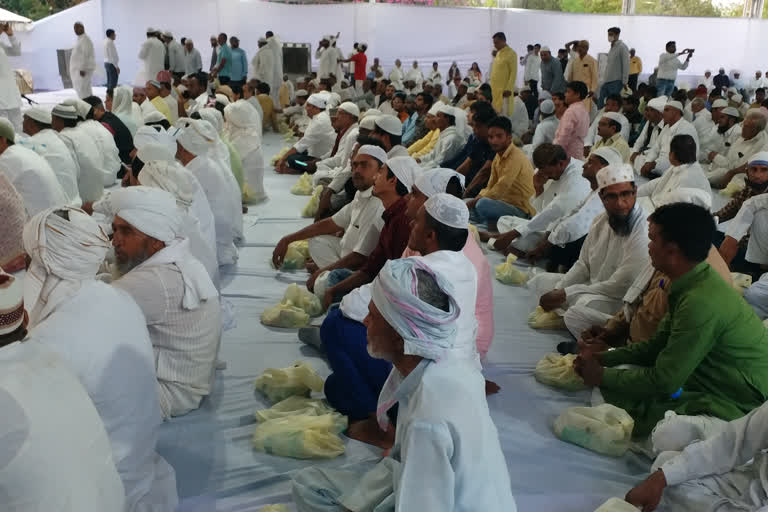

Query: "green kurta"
(600, 262), (768, 436)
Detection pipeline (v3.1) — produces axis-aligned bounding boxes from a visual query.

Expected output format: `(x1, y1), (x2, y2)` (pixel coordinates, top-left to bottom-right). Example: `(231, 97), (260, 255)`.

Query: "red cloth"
(360, 196), (410, 278)
(350, 52), (368, 81)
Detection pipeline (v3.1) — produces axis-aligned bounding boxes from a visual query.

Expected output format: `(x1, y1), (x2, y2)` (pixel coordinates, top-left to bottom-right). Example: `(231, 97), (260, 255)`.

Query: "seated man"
(575, 202), (768, 437)
(489, 143), (591, 254)
(622, 95), (645, 147)
(529, 99), (558, 153)
(638, 99), (699, 178)
(416, 104), (466, 169)
(145, 80), (174, 122)
(292, 258), (516, 512)
(467, 116), (535, 232)
(23, 207), (178, 510)
(82, 95), (134, 166)
(705, 110), (768, 189)
(402, 92), (432, 147)
(590, 111), (631, 162)
(370, 114), (410, 158)
(312, 102), (360, 185)
(110, 187), (221, 418)
(0, 175), (25, 273)
(448, 102), (497, 198)
(583, 93), (627, 155)
(630, 96), (666, 175)
(64, 99), (123, 185)
(407, 102), (442, 158)
(529, 163), (649, 338)
(276, 93), (335, 174)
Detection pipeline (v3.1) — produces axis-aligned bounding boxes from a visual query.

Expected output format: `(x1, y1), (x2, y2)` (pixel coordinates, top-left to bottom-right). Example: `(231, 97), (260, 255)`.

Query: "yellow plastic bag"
(283, 283), (323, 317)
(259, 506), (290, 512)
(271, 146), (291, 166)
(255, 396), (336, 422)
(535, 353), (588, 391)
(279, 240), (309, 270)
(495, 254), (529, 285)
(594, 498), (641, 512)
(721, 180), (745, 198)
(301, 185), (324, 218)
(731, 272), (752, 295)
(254, 362), (325, 403)
(260, 303), (310, 328)
(290, 172), (314, 195)
(554, 403), (635, 457)
(528, 306), (566, 330)
(252, 413), (348, 459)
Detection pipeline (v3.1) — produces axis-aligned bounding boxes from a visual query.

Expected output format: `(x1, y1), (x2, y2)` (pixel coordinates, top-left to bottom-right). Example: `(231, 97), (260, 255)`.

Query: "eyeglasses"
(600, 189), (636, 202)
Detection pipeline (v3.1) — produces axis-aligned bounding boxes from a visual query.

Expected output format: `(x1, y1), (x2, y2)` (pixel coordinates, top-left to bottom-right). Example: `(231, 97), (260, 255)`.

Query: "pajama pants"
(497, 215), (544, 253)
(321, 306), (392, 422)
(286, 152), (320, 173)
(308, 235), (343, 268)
(71, 71), (93, 99)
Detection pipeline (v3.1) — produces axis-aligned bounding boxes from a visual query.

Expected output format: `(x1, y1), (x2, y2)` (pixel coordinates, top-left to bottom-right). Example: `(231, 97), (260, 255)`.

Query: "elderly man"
(277, 93), (335, 174)
(70, 22), (95, 98)
(631, 96), (667, 173)
(312, 102), (360, 185)
(540, 46), (566, 95)
(184, 39), (203, 76)
(0, 118), (67, 216)
(23, 206), (178, 510)
(293, 256), (516, 511)
(705, 110), (768, 188)
(529, 163), (649, 338)
(145, 80), (173, 122)
(639, 99), (699, 178)
(417, 104), (466, 169)
(590, 112), (631, 162)
(553, 81), (590, 160)
(252, 37), (274, 86)
(109, 186), (221, 418)
(0, 23), (22, 131)
(576, 203), (768, 439)
(490, 32), (518, 113)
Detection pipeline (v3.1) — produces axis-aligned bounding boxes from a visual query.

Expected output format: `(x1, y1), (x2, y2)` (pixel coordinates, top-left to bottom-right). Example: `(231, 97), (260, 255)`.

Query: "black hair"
(532, 143), (568, 168)
(386, 169), (409, 196)
(106, 29), (115, 38)
(757, 88), (766, 95)
(356, 135), (387, 149)
(649, 203), (714, 263)
(666, 40), (676, 48)
(527, 44), (534, 51)
(394, 92), (407, 102)
(83, 96), (103, 108)
(669, 134), (697, 164)
(492, 32), (506, 41)
(605, 93), (622, 106)
(445, 176), (464, 198)
(470, 106), (497, 126)
(646, 86), (658, 97)
(147, 118), (171, 130)
(266, 31), (274, 37)
(373, 125), (401, 146)
(552, 91), (565, 102)
(132, 156), (145, 178)
(566, 81), (588, 99)
(488, 116), (512, 134)
(257, 82), (270, 95)
(623, 95), (639, 106)
(416, 92), (434, 108)
(219, 32), (227, 40)
(57, 117), (78, 129)
(424, 211), (469, 251)
(106, 87), (114, 99)
(608, 27), (621, 34)
(191, 71), (209, 87)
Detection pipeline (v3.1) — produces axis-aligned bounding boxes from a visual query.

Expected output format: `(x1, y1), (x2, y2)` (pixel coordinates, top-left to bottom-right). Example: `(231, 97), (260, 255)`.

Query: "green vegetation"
(1, 0), (83, 21)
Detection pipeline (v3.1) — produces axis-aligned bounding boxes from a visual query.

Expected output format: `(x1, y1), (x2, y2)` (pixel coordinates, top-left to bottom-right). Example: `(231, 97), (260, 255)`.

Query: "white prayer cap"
(321, 34), (332, 41)
(722, 106), (741, 118)
(185, 39), (193, 45)
(438, 104), (456, 116)
(134, 125), (175, 152)
(327, 92), (342, 109)
(23, 107), (52, 125)
(110, 186), (182, 243)
(646, 96), (668, 112)
(147, 27), (157, 33)
(749, 151), (768, 166)
(338, 101), (360, 118)
(655, 188), (712, 210)
(51, 103), (78, 120)
(215, 93), (231, 106)
(596, 163), (635, 191)
(428, 101), (445, 116)
(138, 160), (197, 209)
(173, 119), (217, 156)
(732, 94), (744, 104)
(386, 156), (419, 192)
(519, 85), (531, 92)
(539, 99), (555, 115)
(258, 37), (266, 43)
(711, 99), (729, 109)
(374, 115), (402, 136)
(362, 108), (381, 119)
(540, 46), (551, 52)
(62, 98), (92, 120)
(0, 174), (25, 269)
(538, 90), (552, 101)
(360, 116), (378, 130)
(0, 118), (14, 143)
(198, 108), (224, 133)
(591, 146), (623, 168)
(143, 111), (167, 124)
(424, 193), (469, 229)
(0, 269), (23, 336)
(357, 144), (388, 165)
(415, 168), (465, 198)
(306, 94), (327, 109)
(665, 100), (684, 112)
(727, 87), (738, 94)
(602, 111), (624, 123)
(295, 89), (308, 97)
(163, 31), (172, 38)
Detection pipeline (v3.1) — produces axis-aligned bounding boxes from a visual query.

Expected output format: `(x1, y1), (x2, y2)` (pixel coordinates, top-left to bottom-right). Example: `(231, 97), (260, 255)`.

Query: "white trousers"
(71, 71), (93, 99)
(355, 79), (364, 96)
(0, 108), (22, 133)
(744, 272), (768, 320)
(308, 235), (343, 268)
(746, 209), (768, 266)
(242, 149), (267, 204)
(497, 216), (544, 253)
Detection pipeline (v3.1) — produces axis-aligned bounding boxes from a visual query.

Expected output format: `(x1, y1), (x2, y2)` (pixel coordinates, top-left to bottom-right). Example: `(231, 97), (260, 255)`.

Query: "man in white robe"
(405, 61), (424, 88)
(631, 96), (666, 174)
(265, 31), (283, 107)
(389, 59), (405, 90)
(70, 22), (96, 99)
(705, 110), (768, 188)
(136, 28), (166, 86)
(108, 186), (221, 418)
(0, 23), (22, 132)
(417, 105), (465, 168)
(638, 100), (699, 178)
(50, 104), (104, 203)
(312, 101), (360, 185)
(252, 38), (274, 86)
(529, 163), (650, 338)
(23, 207), (178, 511)
(164, 32), (185, 81)
(64, 98), (122, 186)
(316, 35), (336, 81)
(276, 93), (336, 173)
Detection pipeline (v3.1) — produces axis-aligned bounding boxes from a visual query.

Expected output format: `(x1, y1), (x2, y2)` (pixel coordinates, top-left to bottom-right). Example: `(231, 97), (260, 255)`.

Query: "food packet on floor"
(283, 283), (323, 317)
(594, 497), (641, 511)
(731, 272), (752, 295)
(290, 172), (314, 195)
(554, 403), (635, 457)
(270, 146), (291, 166)
(528, 306), (566, 330)
(252, 413), (348, 459)
(260, 304), (310, 328)
(301, 185), (324, 218)
(279, 240), (310, 270)
(254, 361), (325, 403)
(259, 505), (290, 512)
(495, 254), (529, 285)
(534, 353), (588, 391)
(255, 396), (336, 422)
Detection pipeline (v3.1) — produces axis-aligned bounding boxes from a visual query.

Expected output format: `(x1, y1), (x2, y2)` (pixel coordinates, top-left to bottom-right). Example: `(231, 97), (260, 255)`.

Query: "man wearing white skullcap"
(136, 27), (166, 87)
(183, 39), (203, 76)
(0, 266), (126, 511)
(23, 206), (178, 510)
(252, 38), (274, 92)
(312, 101), (360, 186)
(62, 98), (123, 187)
(630, 95), (667, 174)
(417, 104), (466, 169)
(638, 99), (699, 178)
(276, 93), (335, 173)
(293, 257), (516, 511)
(0, 118), (67, 216)
(109, 186), (221, 419)
(590, 110), (631, 162)
(704, 110), (768, 188)
(583, 93), (629, 153)
(529, 162), (649, 338)
(530, 98), (558, 152)
(370, 114), (409, 158)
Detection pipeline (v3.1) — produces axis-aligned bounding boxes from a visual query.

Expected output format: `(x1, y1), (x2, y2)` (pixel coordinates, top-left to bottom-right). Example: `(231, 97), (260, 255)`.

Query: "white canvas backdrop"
(7, 0), (768, 91)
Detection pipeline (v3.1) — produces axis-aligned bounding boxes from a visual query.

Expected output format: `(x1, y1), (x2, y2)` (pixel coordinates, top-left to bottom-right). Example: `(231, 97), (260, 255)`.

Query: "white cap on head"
(386, 156), (419, 192)
(415, 168), (465, 198)
(424, 193), (470, 229)
(711, 99), (729, 109)
(24, 107), (52, 125)
(143, 111), (167, 124)
(360, 116), (378, 130)
(306, 94), (327, 109)
(438, 104), (455, 116)
(646, 96), (668, 112)
(0, 270), (23, 336)
(733, 94), (744, 104)
(51, 103), (79, 120)
(62, 98), (92, 120)
(539, 99), (555, 115)
(428, 101), (444, 116)
(749, 151), (768, 166)
(538, 90), (552, 101)
(134, 126), (176, 159)
(357, 145), (388, 164)
(258, 37), (266, 43)
(172, 118), (218, 156)
(147, 27), (156, 33)
(540, 45), (551, 52)
(163, 31), (172, 38)
(722, 106), (741, 118)
(727, 87), (738, 94)
(665, 100), (684, 112)
(295, 89), (308, 97)
(362, 108), (381, 119)
(374, 115), (402, 136)
(602, 111), (624, 123)
(597, 163), (635, 191)
(215, 94), (231, 106)
(591, 146), (624, 168)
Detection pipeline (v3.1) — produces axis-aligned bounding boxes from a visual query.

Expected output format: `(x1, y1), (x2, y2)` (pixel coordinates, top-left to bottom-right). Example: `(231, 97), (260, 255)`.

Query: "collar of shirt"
(604, 132), (622, 144)
(669, 261), (709, 299)
(498, 141), (518, 161)
(356, 186), (374, 200)
(382, 195), (408, 223)
(376, 358), (430, 430)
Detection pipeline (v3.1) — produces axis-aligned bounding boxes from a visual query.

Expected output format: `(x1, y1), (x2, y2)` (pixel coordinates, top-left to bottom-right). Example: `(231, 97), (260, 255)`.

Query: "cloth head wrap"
(62, 98), (92, 120)
(224, 101), (260, 130)
(134, 125), (176, 160)
(415, 168), (465, 198)
(357, 145), (388, 165)
(0, 175), (25, 270)
(111, 85), (135, 117)
(138, 161), (198, 209)
(307, 94), (327, 109)
(223, 101), (261, 158)
(424, 193), (469, 229)
(427, 101), (444, 116)
(750, 151), (768, 167)
(0, 118), (14, 143)
(143, 111), (167, 124)
(0, 269), (23, 336)
(385, 156), (418, 192)
(646, 96), (668, 112)
(338, 102), (360, 118)
(24, 107), (52, 125)
(198, 108), (224, 133)
(173, 119), (217, 156)
(711, 98), (729, 109)
(597, 163), (635, 191)
(665, 100), (684, 112)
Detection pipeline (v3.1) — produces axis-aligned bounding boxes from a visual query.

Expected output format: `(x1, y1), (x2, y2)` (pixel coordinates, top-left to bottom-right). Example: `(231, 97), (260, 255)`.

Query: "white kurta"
(57, 126), (105, 203)
(317, 47), (336, 80)
(31, 281), (178, 511)
(531, 116), (559, 150)
(69, 33), (96, 98)
(644, 117), (699, 175)
(0, 33), (22, 130)
(21, 129), (81, 206)
(266, 35), (283, 107)
(418, 125), (465, 168)
(706, 130), (768, 186)
(510, 96), (530, 138)
(252, 46), (274, 84)
(637, 161), (712, 211)
(78, 120), (121, 186)
(136, 38), (166, 86)
(294, 111), (335, 159)
(0, 144), (67, 216)
(313, 125), (359, 185)
(726, 194), (768, 266)
(584, 109), (630, 147)
(389, 66), (405, 90)
(547, 189), (603, 246)
(0, 340), (126, 512)
(168, 40), (186, 74)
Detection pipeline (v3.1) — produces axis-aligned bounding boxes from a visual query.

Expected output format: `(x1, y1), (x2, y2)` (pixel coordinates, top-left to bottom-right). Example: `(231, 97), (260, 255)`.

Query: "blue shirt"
(216, 44), (232, 78)
(401, 112), (418, 144)
(229, 47), (248, 82)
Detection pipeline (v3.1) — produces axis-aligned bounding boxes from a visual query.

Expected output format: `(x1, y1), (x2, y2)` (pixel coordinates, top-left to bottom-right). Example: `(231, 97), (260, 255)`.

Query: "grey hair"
(415, 269), (450, 312)
(747, 111), (768, 131)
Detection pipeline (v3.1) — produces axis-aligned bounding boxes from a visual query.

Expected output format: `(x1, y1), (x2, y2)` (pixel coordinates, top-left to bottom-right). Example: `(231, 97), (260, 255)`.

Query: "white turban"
(134, 126), (176, 162)
(307, 94), (327, 109)
(591, 146), (624, 168)
(198, 108), (224, 133)
(111, 85), (135, 117)
(428, 101), (444, 116)
(173, 119), (218, 156)
(138, 161), (198, 209)
(414, 168), (465, 198)
(386, 156), (418, 192)
(143, 111), (167, 124)
(224, 101), (260, 130)
(749, 151), (768, 166)
(646, 96), (668, 112)
(424, 193), (469, 229)
(597, 163), (635, 191)
(62, 98), (92, 120)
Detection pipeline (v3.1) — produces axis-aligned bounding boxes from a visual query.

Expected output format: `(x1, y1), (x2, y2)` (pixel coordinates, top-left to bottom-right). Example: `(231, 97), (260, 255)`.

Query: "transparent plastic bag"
(720, 180), (744, 198)
(528, 306), (566, 330)
(495, 254), (529, 285)
(594, 498), (641, 511)
(255, 396), (336, 422)
(554, 403), (635, 457)
(260, 303), (310, 328)
(280, 240), (309, 271)
(254, 362), (325, 403)
(283, 283), (323, 317)
(301, 185), (324, 218)
(252, 413), (348, 459)
(290, 172), (314, 195)
(271, 146), (291, 166)
(535, 353), (588, 391)
(313, 270), (331, 300)
(731, 272), (752, 295)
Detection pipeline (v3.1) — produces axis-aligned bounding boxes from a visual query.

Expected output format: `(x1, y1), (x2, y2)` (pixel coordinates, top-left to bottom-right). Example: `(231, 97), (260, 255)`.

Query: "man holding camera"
(656, 41), (693, 97)
(0, 23), (22, 132)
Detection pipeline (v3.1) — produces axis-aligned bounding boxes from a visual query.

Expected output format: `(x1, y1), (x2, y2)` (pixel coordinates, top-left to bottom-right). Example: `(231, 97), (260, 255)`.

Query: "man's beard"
(717, 124), (731, 134)
(608, 212), (633, 236)
(746, 179), (768, 192)
(113, 250), (151, 279)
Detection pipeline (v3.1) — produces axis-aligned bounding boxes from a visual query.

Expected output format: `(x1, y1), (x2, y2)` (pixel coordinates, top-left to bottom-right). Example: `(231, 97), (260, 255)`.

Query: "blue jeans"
(470, 197), (530, 225)
(326, 268), (354, 304)
(321, 306), (392, 421)
(599, 80), (623, 108)
(104, 63), (118, 89)
(656, 79), (676, 97)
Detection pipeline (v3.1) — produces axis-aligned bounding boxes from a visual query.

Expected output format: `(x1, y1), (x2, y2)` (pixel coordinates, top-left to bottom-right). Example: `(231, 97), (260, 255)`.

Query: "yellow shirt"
(150, 96), (173, 122)
(591, 133), (631, 162)
(257, 94), (274, 128)
(278, 83), (291, 108)
(567, 54), (599, 111)
(630, 56), (642, 75)
(478, 143), (535, 216)
(408, 129), (440, 158)
(490, 45), (518, 112)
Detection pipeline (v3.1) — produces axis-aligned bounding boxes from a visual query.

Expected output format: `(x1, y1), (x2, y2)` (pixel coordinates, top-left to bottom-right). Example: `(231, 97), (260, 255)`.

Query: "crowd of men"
(2, 17), (768, 511)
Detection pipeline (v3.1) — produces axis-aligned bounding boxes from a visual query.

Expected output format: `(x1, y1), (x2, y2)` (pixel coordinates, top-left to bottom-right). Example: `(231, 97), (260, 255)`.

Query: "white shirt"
(702, 75), (714, 90)
(184, 48), (202, 75)
(137, 37), (166, 85)
(657, 52), (689, 81)
(524, 53), (541, 82)
(510, 96), (530, 138)
(69, 33), (95, 74)
(0, 34), (21, 110)
(78, 120), (121, 186)
(189, 173), (218, 258)
(389, 66), (404, 89)
(57, 126), (104, 203)
(428, 69), (442, 83)
(103, 37), (118, 66)
(419, 125), (464, 168)
(632, 120), (663, 155)
(405, 67), (424, 85)
(32, 281), (177, 511)
(0, 341), (126, 512)
(0, 144), (67, 216)
(726, 193), (768, 265)
(20, 129), (81, 206)
(531, 115), (559, 151)
(637, 162), (712, 210)
(252, 46), (274, 84)
(168, 40), (185, 73)
(317, 47), (336, 80)
(711, 130), (768, 175)
(316, 125), (359, 177)
(331, 186), (384, 258)
(294, 111), (335, 158)
(646, 117), (699, 173)
(548, 189), (603, 246)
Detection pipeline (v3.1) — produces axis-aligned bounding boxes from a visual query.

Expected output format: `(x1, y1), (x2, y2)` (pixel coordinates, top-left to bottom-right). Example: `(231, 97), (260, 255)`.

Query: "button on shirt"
(293, 111), (335, 158)
(331, 187), (385, 258)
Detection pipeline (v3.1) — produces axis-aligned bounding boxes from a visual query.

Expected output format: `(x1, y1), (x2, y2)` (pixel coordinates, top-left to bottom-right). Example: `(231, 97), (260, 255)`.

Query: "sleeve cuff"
(660, 458), (689, 487)
(600, 367), (622, 388)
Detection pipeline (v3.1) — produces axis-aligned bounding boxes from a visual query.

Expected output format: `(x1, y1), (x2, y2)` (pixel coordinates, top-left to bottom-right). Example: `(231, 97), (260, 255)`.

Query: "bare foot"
(305, 260), (319, 274)
(346, 417), (395, 450)
(485, 380), (501, 395)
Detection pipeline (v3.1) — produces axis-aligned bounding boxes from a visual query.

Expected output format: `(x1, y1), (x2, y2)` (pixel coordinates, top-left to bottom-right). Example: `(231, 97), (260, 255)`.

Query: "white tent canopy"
(0, 7), (33, 31)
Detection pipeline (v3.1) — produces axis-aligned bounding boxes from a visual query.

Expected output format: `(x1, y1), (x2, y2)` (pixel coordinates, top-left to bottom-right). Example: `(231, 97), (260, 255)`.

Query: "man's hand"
(79, 70), (86, 77)
(573, 352), (604, 387)
(630, 152), (639, 164)
(502, 90), (512, 97)
(306, 268), (322, 292)
(625, 470), (667, 512)
(533, 171), (548, 196)
(116, 66), (121, 75)
(708, 151), (718, 162)
(272, 237), (291, 268)
(526, 239), (552, 264)
(466, 197), (480, 209)
(580, 325), (607, 344)
(539, 288), (566, 311)
(493, 229), (520, 253)
(640, 162), (656, 177)
(80, 201), (94, 215)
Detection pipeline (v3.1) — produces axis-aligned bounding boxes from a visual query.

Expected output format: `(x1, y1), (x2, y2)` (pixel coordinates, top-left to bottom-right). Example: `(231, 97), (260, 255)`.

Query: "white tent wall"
(6, 0), (768, 92)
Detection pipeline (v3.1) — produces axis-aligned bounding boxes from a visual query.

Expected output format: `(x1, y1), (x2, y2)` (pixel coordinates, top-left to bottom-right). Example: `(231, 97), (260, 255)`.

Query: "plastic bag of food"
(260, 303), (310, 328)
(731, 272), (752, 295)
(252, 413), (348, 459)
(528, 306), (566, 330)
(313, 270), (331, 300)
(255, 396), (337, 422)
(301, 185), (324, 218)
(594, 497), (641, 511)
(495, 254), (529, 285)
(259, 506), (290, 512)
(290, 172), (314, 195)
(720, 180), (744, 198)
(280, 240), (309, 271)
(283, 283), (323, 317)
(535, 353), (588, 391)
(254, 362), (325, 403)
(271, 146), (291, 166)
(554, 403), (635, 457)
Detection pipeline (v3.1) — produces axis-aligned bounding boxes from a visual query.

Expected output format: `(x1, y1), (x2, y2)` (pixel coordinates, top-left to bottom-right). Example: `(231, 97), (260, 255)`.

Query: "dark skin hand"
(573, 351), (604, 387)
(625, 470), (668, 511)
(526, 238), (552, 264)
(539, 288), (566, 311)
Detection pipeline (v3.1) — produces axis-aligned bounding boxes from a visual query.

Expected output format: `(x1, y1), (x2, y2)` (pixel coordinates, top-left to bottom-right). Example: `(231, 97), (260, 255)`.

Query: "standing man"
(164, 32), (185, 83)
(656, 41), (692, 97)
(266, 30), (284, 107)
(0, 22), (22, 132)
(565, 40), (598, 112)
(600, 27), (629, 108)
(490, 32), (517, 114)
(103, 29), (119, 90)
(523, 44), (541, 101)
(211, 33), (231, 85)
(136, 28), (165, 86)
(183, 39), (202, 76)
(252, 38), (274, 87)
(340, 43), (368, 96)
(209, 35), (218, 74)
(539, 46), (566, 95)
(228, 36), (248, 90)
(629, 48), (642, 92)
(70, 22), (96, 99)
